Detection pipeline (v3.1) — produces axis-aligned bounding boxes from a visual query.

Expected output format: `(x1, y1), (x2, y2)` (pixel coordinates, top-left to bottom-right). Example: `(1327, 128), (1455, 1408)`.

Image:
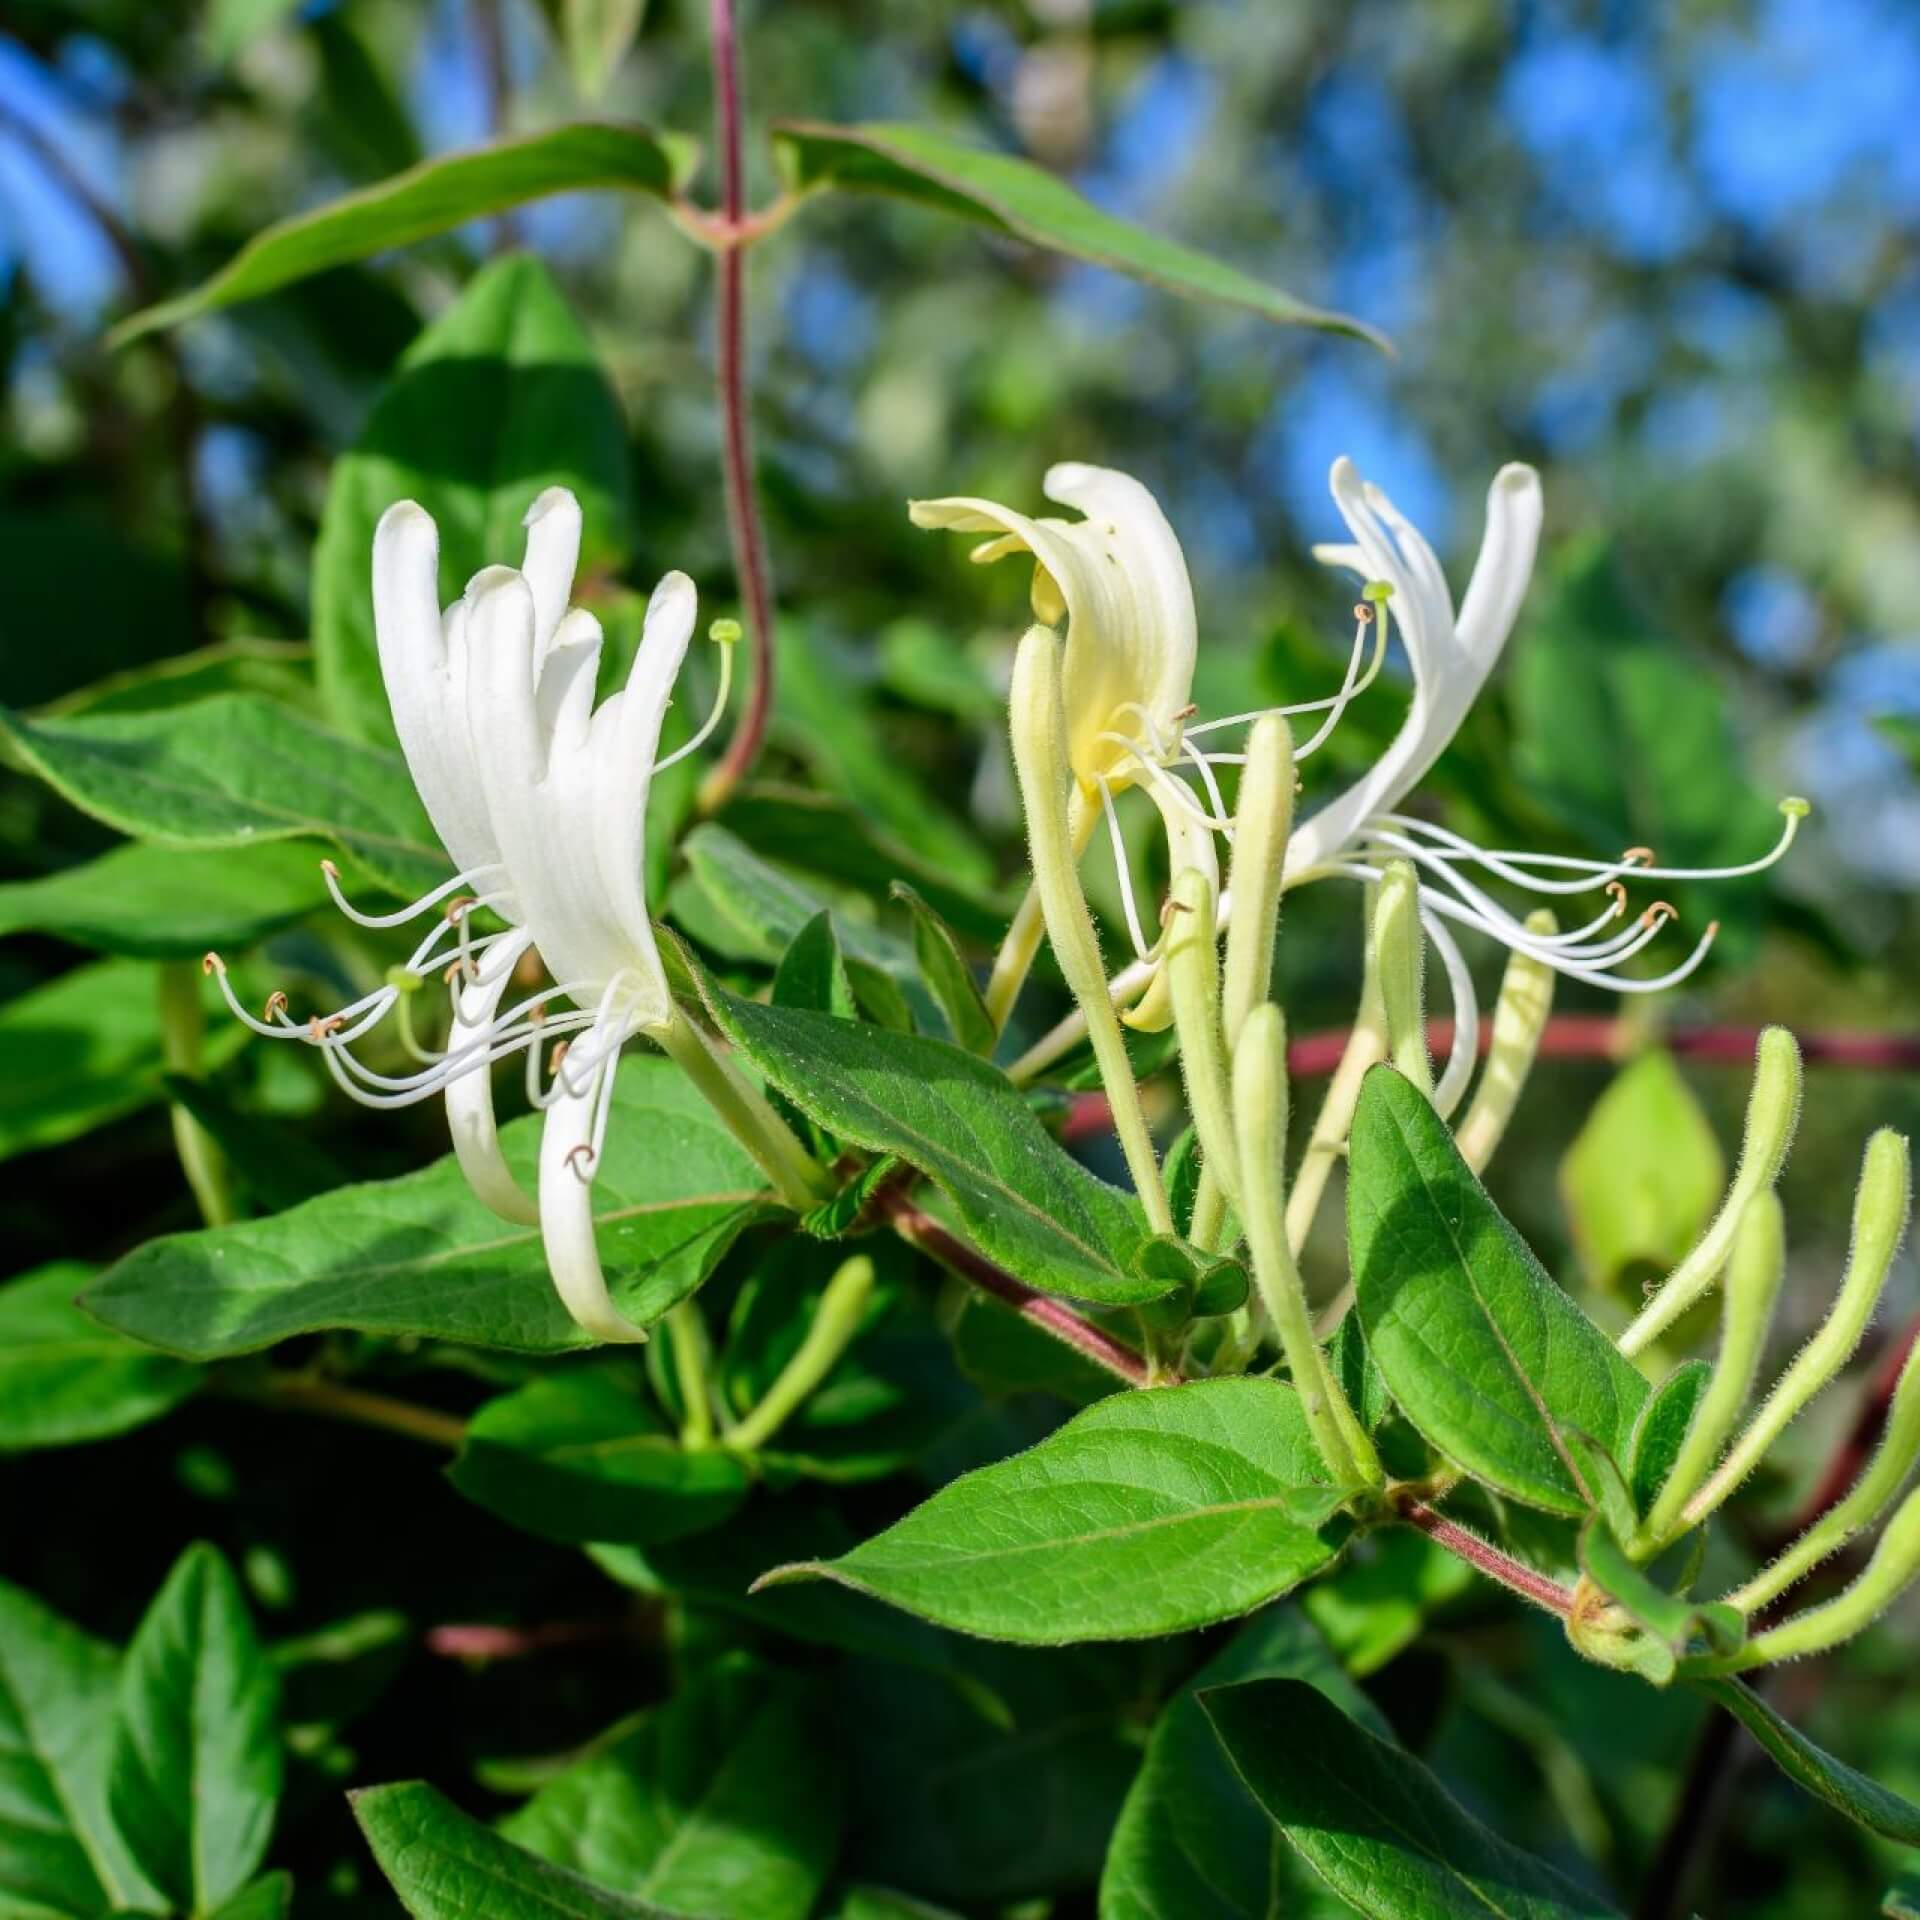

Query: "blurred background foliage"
(3, 1), (1919, 1914)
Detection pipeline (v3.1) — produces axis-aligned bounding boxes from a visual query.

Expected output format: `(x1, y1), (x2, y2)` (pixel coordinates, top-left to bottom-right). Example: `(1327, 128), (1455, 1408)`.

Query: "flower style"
(205, 489), (809, 1346)
(928, 457), (1807, 1084)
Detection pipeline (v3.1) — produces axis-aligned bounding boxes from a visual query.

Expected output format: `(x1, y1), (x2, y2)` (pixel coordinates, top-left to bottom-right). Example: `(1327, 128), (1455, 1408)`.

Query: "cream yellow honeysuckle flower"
(910, 462), (1197, 796)
(208, 489), (821, 1345)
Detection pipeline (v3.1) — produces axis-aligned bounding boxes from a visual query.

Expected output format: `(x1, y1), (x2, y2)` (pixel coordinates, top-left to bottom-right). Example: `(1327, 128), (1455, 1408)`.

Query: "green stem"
(666, 1304), (716, 1448)
(239, 1374), (468, 1451)
(656, 1011), (832, 1210)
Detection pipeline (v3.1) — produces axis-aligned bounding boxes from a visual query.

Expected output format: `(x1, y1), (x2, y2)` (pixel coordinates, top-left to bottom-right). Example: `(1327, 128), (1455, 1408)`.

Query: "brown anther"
(442, 894), (477, 922)
(1354, 602), (1374, 624)
(320, 858), (339, 878)
(307, 1014), (345, 1041)
(548, 1040), (571, 1074)
(1604, 880), (1628, 914)
(1159, 897), (1193, 925)
(565, 1143), (595, 1179)
(514, 948), (545, 989)
(1641, 899), (1677, 927)
(264, 991), (289, 1020)
(443, 961), (464, 985)
(202, 951), (222, 976)
(1620, 846), (1656, 867)
(1172, 703), (1199, 722)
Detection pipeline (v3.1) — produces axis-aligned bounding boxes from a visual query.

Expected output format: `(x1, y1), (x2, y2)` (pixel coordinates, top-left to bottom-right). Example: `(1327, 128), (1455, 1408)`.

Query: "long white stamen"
(652, 625), (737, 774)
(1096, 734), (1237, 831)
(1094, 774), (1156, 964)
(319, 858), (506, 929)
(1423, 907), (1479, 1119)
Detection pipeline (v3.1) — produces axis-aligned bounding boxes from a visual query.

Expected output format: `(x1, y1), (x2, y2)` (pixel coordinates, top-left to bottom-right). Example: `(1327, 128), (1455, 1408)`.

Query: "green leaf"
(1624, 1360), (1711, 1518)
(1884, 1863), (1920, 1918)
(828, 1892), (964, 1920)
(449, 1367), (749, 1546)
(950, 1294), (1119, 1408)
(500, 1656), (840, 1919)
(159, 1073), (353, 1214)
(772, 620), (994, 888)
(1348, 1067), (1648, 1516)
(1559, 1050), (1725, 1290)
(708, 992), (1166, 1308)
(205, 1873), (294, 1920)
(753, 1378), (1348, 1643)
(773, 910), (860, 1021)
(1301, 1529), (1476, 1679)
(111, 128), (698, 346)
(0, 1577), (161, 1918)
(0, 958), (245, 1164)
(0, 1262), (199, 1452)
(1558, 1433), (1640, 1553)
(772, 121), (1385, 349)
(1100, 1607), (1384, 1920)
(33, 637), (317, 722)
(0, 695), (450, 899)
(109, 1543), (281, 1915)
(681, 825), (935, 1031)
(84, 1055), (774, 1360)
(892, 883), (994, 1057)
(355, 1782), (670, 1918)
(1575, 1524), (1743, 1687)
(311, 256), (634, 743)
(1202, 1677), (1622, 1918)
(0, 842), (327, 959)
(1691, 1675), (1920, 1846)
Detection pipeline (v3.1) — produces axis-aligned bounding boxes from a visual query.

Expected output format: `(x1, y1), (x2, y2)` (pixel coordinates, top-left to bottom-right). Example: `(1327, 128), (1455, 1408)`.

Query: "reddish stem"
(426, 1619), (641, 1660)
(1396, 1496), (1574, 1617)
(878, 1190), (1165, 1387)
(698, 0), (777, 811)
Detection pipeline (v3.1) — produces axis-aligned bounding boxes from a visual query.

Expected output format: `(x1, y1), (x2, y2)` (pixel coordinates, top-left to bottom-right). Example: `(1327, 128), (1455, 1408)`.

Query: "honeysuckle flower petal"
(911, 461), (1196, 791)
(1285, 458), (1543, 878)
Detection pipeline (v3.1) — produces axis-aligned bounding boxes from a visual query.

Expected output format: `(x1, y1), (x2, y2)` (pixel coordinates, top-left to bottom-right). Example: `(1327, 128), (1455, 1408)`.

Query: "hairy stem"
(1396, 1496), (1574, 1617)
(239, 1374), (468, 1451)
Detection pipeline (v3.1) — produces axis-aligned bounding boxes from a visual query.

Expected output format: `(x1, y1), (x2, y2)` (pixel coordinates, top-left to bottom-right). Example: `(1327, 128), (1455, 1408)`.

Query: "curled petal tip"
(520, 484), (578, 528)
(375, 499), (434, 537)
(1491, 461), (1541, 493)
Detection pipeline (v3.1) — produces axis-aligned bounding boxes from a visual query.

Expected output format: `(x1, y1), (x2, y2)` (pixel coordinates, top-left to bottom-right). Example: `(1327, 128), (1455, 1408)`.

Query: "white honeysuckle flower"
(206, 488), (734, 1345)
(983, 456), (1808, 1085)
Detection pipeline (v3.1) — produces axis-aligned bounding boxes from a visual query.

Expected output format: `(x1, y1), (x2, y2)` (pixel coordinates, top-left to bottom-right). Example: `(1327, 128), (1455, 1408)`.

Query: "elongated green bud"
(1639, 1190), (1785, 1550)
(1009, 625), (1173, 1234)
(1684, 1129), (1911, 1530)
(1454, 910), (1557, 1174)
(1232, 1005), (1380, 1489)
(1221, 714), (1295, 1052)
(1370, 860), (1431, 1098)
(1619, 1027), (1803, 1357)
(1166, 866), (1240, 1214)
(1728, 1334), (1920, 1615)
(727, 1254), (877, 1454)
(1701, 1481), (1920, 1674)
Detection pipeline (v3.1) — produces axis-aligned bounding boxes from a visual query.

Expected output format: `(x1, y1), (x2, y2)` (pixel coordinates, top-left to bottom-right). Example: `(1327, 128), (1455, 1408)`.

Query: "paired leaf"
(1624, 1361), (1711, 1519)
(710, 992), (1165, 1308)
(753, 1378), (1349, 1643)
(1203, 1677), (1622, 1918)
(449, 1367), (749, 1545)
(1100, 1607), (1383, 1920)
(0, 841), (327, 958)
(773, 122), (1385, 347)
(0, 695), (448, 899)
(1560, 1050), (1725, 1290)
(501, 1657), (840, 1919)
(1348, 1068), (1648, 1516)
(112, 126), (698, 345)
(109, 1544), (281, 1914)
(355, 1782), (670, 1918)
(0, 1263), (199, 1452)
(85, 1055), (774, 1359)
(0, 1577), (160, 1918)
(1692, 1676), (1920, 1846)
